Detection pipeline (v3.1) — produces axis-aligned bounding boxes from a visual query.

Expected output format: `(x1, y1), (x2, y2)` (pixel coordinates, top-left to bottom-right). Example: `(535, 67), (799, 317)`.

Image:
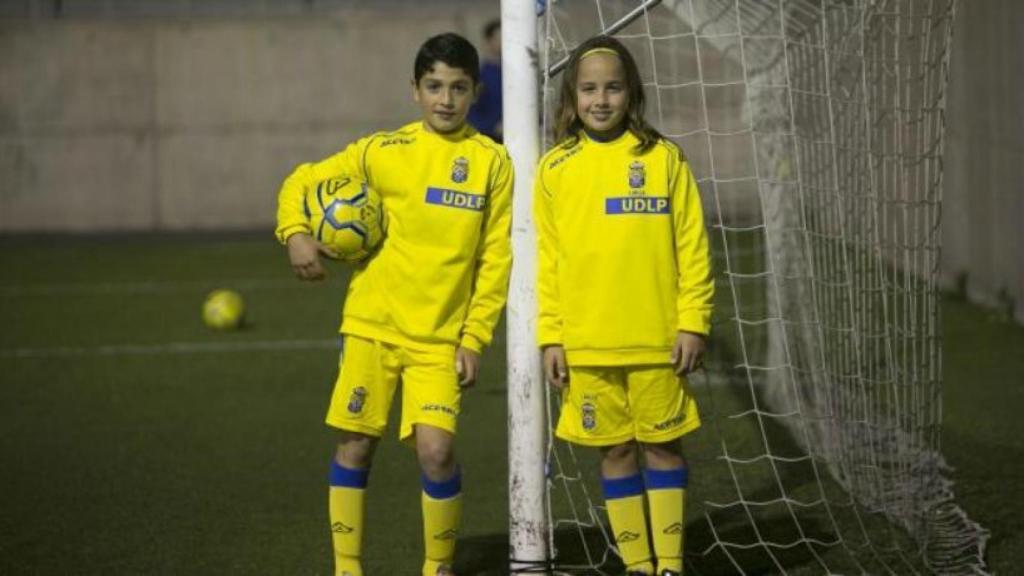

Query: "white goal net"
(526, 0), (989, 573)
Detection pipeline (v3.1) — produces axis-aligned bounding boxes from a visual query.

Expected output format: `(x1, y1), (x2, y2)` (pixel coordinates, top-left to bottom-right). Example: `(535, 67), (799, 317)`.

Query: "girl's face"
(574, 52), (628, 138)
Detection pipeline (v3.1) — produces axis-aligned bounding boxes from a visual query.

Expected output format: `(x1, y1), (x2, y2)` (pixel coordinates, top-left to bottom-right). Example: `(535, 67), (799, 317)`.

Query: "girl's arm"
(671, 155), (715, 337)
(534, 167), (564, 348)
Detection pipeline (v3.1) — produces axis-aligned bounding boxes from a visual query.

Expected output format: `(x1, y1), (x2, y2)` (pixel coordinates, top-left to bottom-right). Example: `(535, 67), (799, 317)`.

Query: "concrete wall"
(941, 0), (1024, 323)
(0, 3), (498, 232)
(1, 2), (1020, 321)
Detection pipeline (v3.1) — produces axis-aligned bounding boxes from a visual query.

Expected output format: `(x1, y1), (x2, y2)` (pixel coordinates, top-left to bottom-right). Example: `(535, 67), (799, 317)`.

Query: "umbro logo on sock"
(663, 522), (684, 535)
(433, 529), (458, 541)
(332, 522), (354, 534)
(616, 530), (641, 543)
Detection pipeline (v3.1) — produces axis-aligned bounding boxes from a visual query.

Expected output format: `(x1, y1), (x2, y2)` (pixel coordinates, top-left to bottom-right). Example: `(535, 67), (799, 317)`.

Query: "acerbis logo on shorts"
(422, 403), (456, 416)
(654, 415), (684, 431)
(347, 386), (367, 414)
(581, 401), (597, 431)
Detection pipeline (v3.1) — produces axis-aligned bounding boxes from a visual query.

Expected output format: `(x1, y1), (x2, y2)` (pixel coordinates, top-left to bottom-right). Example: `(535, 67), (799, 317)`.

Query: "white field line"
(0, 338), (339, 359)
(0, 277), (329, 297)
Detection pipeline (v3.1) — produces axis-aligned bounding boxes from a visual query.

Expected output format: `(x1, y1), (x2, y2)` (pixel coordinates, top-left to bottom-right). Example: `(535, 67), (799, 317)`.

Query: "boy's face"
(413, 62), (478, 134)
(575, 53), (628, 138)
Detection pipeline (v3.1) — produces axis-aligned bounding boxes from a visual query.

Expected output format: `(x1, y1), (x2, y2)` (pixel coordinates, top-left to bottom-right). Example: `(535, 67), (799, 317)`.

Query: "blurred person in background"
(467, 18), (502, 142)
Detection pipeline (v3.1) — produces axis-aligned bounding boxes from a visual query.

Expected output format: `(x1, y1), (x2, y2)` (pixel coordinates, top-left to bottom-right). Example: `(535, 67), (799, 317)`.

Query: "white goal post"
(502, 0), (549, 572)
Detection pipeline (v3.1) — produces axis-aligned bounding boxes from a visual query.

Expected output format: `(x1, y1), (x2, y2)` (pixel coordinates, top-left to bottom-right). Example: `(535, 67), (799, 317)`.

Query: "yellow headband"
(579, 47), (619, 60)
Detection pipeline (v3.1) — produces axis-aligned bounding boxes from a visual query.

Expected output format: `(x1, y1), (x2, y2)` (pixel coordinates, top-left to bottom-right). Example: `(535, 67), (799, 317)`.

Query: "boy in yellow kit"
(275, 33), (513, 576)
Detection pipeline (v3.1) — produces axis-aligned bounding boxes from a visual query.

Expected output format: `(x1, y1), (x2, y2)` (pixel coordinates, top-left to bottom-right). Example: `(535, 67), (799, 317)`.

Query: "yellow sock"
(329, 461), (369, 576)
(421, 471), (462, 576)
(603, 473), (654, 574)
(645, 467), (689, 574)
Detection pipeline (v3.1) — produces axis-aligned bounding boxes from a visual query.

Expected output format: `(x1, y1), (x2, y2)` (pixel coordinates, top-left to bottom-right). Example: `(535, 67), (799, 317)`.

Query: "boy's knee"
(335, 432), (377, 469)
(416, 428), (456, 480)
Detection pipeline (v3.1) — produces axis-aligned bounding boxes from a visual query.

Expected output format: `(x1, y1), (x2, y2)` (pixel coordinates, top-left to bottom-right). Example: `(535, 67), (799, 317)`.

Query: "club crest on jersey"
(451, 156), (469, 183)
(581, 401), (597, 431)
(347, 386), (367, 414)
(628, 160), (646, 189)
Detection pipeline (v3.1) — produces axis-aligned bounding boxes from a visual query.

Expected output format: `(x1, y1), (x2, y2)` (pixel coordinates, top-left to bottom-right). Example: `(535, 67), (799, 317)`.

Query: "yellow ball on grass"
(202, 289), (245, 330)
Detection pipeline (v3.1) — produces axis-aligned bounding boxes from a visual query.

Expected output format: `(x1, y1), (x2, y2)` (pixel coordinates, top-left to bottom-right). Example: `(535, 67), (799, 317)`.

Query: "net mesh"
(538, 1), (989, 573)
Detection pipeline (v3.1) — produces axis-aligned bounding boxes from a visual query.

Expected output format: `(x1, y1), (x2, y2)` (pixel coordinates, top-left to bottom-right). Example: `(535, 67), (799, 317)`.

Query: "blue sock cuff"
(422, 470), (462, 500)
(644, 467), (688, 490)
(602, 473), (645, 499)
(330, 460), (369, 489)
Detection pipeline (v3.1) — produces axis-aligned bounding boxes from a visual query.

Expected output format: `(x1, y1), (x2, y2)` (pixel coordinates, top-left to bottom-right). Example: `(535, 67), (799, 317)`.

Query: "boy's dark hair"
(483, 19), (501, 41)
(554, 35), (667, 155)
(414, 33), (480, 85)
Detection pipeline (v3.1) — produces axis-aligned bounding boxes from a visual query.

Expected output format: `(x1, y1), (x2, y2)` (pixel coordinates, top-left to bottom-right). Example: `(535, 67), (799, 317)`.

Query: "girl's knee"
(600, 441), (640, 478)
(641, 440), (686, 469)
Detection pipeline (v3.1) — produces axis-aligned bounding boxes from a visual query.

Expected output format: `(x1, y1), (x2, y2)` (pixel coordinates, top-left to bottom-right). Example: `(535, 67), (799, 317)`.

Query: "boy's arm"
(274, 137), (372, 244)
(672, 156), (715, 336)
(534, 166), (563, 347)
(459, 151), (515, 353)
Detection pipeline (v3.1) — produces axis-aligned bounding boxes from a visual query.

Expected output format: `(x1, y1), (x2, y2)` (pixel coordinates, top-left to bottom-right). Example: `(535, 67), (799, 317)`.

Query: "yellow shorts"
(555, 365), (701, 447)
(325, 335), (460, 442)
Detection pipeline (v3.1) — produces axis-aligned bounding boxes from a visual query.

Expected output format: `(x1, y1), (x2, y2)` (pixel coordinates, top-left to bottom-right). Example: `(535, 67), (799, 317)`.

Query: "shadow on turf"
(453, 511), (837, 575)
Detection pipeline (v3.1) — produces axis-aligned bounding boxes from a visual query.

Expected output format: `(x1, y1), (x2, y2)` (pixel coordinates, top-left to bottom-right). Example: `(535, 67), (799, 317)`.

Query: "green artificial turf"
(0, 235), (1017, 574)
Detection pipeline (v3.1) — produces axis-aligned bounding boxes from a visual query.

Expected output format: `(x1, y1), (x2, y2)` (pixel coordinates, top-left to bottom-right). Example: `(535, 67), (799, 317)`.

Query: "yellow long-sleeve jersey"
(276, 122), (513, 354)
(534, 131), (714, 366)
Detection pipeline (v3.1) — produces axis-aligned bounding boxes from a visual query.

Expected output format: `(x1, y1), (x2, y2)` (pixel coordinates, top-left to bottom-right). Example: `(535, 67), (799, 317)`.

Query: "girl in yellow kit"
(534, 36), (714, 576)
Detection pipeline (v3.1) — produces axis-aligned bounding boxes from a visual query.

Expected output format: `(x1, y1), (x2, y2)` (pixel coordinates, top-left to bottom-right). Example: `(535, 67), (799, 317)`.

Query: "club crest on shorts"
(451, 156), (469, 183)
(347, 386), (367, 414)
(581, 401), (597, 431)
(628, 160), (646, 189)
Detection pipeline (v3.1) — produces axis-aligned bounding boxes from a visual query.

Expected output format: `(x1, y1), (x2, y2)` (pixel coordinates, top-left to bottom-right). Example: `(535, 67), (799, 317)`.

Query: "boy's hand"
(286, 233), (336, 281)
(543, 345), (568, 389)
(455, 347), (480, 388)
(672, 331), (706, 375)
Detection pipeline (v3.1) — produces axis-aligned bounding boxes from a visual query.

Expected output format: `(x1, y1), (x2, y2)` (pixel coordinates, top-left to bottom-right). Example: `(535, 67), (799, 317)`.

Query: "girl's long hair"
(553, 35), (665, 154)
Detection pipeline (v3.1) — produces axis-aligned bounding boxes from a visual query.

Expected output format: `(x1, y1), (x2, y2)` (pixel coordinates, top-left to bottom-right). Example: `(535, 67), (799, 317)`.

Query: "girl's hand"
(672, 331), (706, 375)
(455, 347), (480, 388)
(543, 345), (568, 389)
(287, 233), (337, 281)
